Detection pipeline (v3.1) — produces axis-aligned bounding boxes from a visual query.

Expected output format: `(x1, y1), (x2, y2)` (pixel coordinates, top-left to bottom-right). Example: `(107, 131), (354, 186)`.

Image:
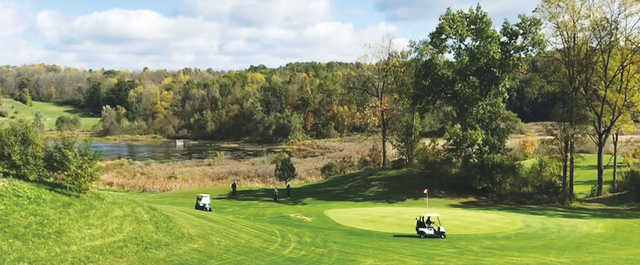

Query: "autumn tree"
(348, 41), (410, 168)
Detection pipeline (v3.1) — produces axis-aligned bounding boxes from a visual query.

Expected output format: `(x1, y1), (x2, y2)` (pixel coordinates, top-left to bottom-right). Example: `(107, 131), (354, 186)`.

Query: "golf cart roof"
(422, 213), (440, 217)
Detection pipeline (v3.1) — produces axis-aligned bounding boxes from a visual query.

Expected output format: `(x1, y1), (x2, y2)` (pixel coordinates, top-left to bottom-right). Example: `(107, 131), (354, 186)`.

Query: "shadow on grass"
(392, 234), (420, 239)
(226, 169), (463, 205)
(450, 200), (640, 219)
(51, 101), (99, 118)
(32, 179), (80, 197)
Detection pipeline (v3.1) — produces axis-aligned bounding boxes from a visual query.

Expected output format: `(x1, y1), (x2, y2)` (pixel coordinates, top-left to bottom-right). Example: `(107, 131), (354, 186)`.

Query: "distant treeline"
(0, 56), (564, 140)
(0, 62), (378, 141)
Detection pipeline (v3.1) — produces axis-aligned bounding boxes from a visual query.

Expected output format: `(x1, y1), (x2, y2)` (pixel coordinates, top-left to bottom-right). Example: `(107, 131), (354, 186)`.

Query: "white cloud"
(0, 0), (410, 70)
(183, 0), (332, 28)
(0, 1), (32, 37)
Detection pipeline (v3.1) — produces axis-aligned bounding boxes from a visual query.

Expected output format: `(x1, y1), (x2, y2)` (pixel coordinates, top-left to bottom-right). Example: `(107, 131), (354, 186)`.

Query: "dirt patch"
(288, 213), (313, 222)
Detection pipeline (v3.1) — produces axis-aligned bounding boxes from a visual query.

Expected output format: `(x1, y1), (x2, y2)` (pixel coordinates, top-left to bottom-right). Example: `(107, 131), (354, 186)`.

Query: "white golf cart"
(195, 194), (212, 212)
(416, 213), (446, 239)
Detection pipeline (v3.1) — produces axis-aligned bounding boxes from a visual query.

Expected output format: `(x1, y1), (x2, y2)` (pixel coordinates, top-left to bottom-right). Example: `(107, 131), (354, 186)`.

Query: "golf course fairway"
(2, 169), (640, 264)
(325, 207), (524, 234)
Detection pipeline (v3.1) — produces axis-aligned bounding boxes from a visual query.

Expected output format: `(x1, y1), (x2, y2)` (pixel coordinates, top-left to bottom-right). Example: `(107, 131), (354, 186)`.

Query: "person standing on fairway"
(286, 183), (291, 197)
(274, 187), (279, 202)
(231, 181), (237, 195)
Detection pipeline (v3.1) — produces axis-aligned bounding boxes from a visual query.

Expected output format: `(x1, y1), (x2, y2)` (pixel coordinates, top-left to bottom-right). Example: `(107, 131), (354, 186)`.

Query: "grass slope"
(0, 98), (99, 130)
(0, 179), (186, 264)
(2, 157), (640, 264)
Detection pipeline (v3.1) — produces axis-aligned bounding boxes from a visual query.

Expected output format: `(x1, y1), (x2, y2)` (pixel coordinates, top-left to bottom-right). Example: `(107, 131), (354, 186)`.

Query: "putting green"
(325, 207), (524, 235)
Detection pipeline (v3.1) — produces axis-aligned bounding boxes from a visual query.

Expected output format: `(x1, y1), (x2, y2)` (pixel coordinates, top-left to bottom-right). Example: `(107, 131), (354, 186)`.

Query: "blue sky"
(1, 0), (539, 70)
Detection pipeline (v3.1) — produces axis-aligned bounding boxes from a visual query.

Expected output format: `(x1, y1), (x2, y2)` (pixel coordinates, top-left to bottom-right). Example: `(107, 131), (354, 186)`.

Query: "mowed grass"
(2, 158), (640, 264)
(0, 98), (99, 130)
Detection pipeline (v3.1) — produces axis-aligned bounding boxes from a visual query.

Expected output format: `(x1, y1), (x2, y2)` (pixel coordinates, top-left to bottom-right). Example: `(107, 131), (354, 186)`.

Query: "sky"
(0, 0), (539, 70)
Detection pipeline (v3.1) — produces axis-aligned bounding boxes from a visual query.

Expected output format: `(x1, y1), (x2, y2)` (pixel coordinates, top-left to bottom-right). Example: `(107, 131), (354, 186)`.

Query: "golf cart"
(416, 213), (446, 239)
(195, 194), (212, 212)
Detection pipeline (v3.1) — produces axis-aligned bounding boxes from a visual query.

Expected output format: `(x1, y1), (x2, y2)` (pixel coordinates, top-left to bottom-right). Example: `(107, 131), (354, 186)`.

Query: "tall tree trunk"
(407, 111), (416, 166)
(612, 130), (619, 192)
(569, 138), (575, 196)
(596, 134), (605, 196)
(562, 137), (569, 191)
(381, 110), (387, 168)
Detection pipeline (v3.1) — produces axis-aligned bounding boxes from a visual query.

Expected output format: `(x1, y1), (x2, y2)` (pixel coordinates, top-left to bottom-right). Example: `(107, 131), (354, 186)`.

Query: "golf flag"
(423, 188), (428, 195)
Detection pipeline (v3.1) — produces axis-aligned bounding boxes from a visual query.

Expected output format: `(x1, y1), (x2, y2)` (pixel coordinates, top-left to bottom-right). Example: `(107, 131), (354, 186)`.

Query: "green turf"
(325, 207), (524, 234)
(1, 159), (639, 264)
(0, 98), (99, 130)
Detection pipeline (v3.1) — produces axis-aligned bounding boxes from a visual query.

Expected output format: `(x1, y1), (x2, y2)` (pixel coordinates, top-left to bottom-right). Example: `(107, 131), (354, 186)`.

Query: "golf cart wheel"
(208, 208), (212, 212)
(419, 233), (425, 239)
(441, 234), (446, 239)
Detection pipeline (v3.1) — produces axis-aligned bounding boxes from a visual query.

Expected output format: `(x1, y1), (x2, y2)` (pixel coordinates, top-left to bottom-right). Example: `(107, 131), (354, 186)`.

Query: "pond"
(91, 140), (286, 161)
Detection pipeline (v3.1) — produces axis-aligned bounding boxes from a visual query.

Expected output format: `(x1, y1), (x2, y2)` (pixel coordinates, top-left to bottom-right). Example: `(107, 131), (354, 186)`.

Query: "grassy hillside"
(2, 159), (640, 264)
(0, 179), (187, 264)
(0, 98), (99, 130)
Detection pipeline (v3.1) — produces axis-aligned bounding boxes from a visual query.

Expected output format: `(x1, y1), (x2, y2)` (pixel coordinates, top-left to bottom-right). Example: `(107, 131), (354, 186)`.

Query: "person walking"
(273, 187), (279, 202)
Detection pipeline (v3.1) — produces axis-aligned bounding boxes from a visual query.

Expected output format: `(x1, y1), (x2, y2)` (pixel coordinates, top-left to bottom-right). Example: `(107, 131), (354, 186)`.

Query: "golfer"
(231, 181), (237, 195)
(274, 187), (279, 202)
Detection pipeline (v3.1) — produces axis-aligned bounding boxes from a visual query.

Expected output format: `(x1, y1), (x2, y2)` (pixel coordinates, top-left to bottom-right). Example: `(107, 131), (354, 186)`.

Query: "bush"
(44, 136), (101, 193)
(357, 156), (373, 170)
(390, 112), (421, 166)
(504, 156), (565, 204)
(321, 161), (343, 179)
(390, 158), (406, 169)
(0, 121), (46, 181)
(55, 115), (82, 131)
(461, 155), (521, 195)
(367, 143), (382, 169)
(321, 156), (355, 179)
(0, 110), (7, 117)
(415, 140), (452, 176)
(271, 154), (297, 184)
(98, 105), (128, 136)
(622, 169), (640, 201)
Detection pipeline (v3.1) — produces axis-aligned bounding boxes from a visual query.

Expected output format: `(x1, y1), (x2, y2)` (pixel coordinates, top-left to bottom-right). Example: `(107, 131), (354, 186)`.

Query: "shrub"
(462, 155), (521, 195)
(0, 110), (7, 117)
(44, 136), (101, 193)
(415, 140), (451, 173)
(0, 121), (46, 181)
(321, 161), (343, 179)
(271, 154), (297, 184)
(390, 112), (421, 166)
(357, 156), (373, 170)
(321, 156), (355, 179)
(390, 158), (406, 169)
(98, 105), (128, 136)
(367, 143), (382, 169)
(622, 169), (640, 201)
(55, 115), (82, 131)
(505, 156), (565, 203)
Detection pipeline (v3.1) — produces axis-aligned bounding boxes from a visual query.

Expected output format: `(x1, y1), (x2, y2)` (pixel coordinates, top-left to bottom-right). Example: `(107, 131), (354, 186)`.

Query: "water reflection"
(91, 140), (284, 161)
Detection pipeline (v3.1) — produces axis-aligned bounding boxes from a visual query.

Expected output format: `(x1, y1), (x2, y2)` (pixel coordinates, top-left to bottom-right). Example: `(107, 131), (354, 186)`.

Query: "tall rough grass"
(98, 136), (376, 192)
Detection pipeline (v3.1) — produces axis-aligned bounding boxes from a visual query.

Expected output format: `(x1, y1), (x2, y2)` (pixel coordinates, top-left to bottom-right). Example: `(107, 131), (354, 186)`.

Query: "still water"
(91, 140), (285, 161)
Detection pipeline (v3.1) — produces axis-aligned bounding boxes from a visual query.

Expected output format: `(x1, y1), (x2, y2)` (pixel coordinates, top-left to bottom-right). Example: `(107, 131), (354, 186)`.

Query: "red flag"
(423, 188), (428, 195)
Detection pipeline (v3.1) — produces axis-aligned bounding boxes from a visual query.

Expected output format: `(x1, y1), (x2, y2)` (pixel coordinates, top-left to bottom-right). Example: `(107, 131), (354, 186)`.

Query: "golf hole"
(325, 207), (524, 235)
